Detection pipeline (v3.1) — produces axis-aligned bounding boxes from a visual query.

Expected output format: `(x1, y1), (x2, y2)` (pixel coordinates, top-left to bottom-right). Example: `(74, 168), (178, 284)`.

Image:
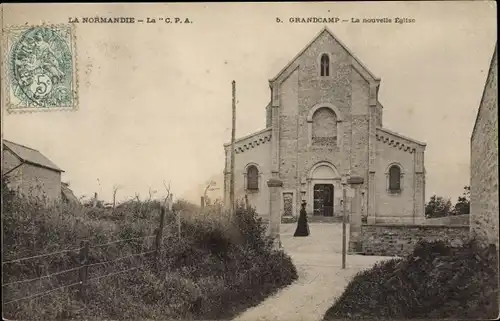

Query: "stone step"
(281, 215), (348, 224)
(308, 216), (345, 223)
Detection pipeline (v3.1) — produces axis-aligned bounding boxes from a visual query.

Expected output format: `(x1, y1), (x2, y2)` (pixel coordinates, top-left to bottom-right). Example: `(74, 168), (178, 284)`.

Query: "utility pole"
(342, 182), (347, 269)
(1, 17), (6, 317)
(229, 80), (236, 219)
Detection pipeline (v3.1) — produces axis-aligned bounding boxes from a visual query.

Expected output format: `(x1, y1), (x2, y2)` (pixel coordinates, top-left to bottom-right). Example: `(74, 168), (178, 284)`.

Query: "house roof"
(270, 26), (380, 83)
(3, 140), (64, 172)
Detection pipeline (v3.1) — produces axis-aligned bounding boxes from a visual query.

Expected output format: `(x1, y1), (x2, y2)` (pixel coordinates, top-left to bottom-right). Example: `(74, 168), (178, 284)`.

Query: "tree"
(453, 186), (470, 215)
(425, 195), (453, 218)
(112, 184), (123, 210)
(162, 180), (173, 210)
(203, 180), (218, 207)
(148, 187), (157, 201)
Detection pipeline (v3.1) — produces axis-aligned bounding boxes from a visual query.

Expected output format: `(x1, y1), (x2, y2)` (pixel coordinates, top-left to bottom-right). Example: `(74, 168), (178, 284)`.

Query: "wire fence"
(2, 234), (155, 306)
(2, 202), (177, 315)
(2, 247), (82, 265)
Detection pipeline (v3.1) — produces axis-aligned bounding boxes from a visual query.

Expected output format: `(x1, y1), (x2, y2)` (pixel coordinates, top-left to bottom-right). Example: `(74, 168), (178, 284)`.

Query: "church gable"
(270, 27), (380, 88)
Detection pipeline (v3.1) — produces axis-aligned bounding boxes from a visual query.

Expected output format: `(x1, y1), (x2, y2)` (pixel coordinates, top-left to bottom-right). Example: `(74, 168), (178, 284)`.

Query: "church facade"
(224, 27), (427, 224)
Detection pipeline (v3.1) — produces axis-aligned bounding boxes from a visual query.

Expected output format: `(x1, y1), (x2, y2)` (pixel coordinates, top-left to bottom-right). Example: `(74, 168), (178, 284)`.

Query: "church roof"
(376, 127), (426, 153)
(223, 127), (272, 154)
(269, 26), (381, 83)
(3, 140), (64, 172)
(223, 127), (272, 148)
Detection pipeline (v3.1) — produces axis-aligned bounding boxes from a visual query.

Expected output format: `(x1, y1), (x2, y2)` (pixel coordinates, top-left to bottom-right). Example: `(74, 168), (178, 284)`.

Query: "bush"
(425, 195), (453, 218)
(2, 178), (297, 320)
(453, 186), (471, 215)
(323, 239), (499, 320)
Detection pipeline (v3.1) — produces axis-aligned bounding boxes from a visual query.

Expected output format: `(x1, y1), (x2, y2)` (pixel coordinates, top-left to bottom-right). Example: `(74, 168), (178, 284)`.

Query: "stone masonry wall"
(375, 139), (415, 219)
(470, 44), (498, 249)
(278, 30), (358, 217)
(361, 224), (469, 257)
(6, 163), (62, 204)
(273, 29), (422, 220)
(224, 129), (272, 217)
(423, 214), (470, 226)
(2, 149), (22, 173)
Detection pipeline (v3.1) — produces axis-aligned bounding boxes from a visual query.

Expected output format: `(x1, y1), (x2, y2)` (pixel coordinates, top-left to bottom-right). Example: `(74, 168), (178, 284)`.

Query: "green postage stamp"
(3, 24), (78, 113)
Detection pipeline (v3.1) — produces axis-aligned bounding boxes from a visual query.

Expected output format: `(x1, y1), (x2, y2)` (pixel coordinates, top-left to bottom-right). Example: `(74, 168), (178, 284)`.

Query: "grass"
(323, 238), (499, 320)
(2, 178), (298, 320)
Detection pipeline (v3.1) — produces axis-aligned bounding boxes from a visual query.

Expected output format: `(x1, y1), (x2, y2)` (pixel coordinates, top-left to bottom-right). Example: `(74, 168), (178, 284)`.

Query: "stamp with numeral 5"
(3, 24), (78, 113)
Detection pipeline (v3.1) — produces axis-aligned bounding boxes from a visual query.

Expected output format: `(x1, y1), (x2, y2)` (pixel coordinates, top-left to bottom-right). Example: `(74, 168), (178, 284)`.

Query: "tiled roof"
(3, 140), (64, 172)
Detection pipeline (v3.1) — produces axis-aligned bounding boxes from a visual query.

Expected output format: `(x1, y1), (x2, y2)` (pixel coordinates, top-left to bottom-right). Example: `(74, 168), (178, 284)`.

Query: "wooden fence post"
(78, 240), (89, 301)
(155, 205), (166, 272)
(168, 194), (174, 210)
(92, 192), (98, 208)
(37, 264), (46, 278)
(177, 210), (181, 240)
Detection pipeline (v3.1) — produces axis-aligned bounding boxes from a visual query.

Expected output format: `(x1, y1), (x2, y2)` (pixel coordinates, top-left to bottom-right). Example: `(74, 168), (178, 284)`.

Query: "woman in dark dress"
(294, 200), (310, 237)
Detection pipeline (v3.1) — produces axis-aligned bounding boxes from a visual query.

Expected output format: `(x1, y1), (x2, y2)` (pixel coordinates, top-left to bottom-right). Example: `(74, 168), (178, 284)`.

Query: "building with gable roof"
(223, 27), (427, 224)
(2, 140), (64, 204)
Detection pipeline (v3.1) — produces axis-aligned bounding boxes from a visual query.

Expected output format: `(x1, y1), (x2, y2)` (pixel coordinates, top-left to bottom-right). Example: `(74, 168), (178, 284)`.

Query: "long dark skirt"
(294, 211), (310, 237)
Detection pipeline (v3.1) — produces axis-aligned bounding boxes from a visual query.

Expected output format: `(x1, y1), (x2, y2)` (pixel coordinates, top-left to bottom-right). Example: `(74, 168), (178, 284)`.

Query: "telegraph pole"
(342, 181), (347, 269)
(1, 15), (7, 315)
(229, 80), (236, 219)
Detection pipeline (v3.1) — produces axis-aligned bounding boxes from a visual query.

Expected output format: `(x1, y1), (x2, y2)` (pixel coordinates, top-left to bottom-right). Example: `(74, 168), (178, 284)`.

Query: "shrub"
(453, 186), (471, 215)
(2, 179), (297, 320)
(233, 201), (274, 251)
(425, 195), (453, 218)
(323, 239), (499, 320)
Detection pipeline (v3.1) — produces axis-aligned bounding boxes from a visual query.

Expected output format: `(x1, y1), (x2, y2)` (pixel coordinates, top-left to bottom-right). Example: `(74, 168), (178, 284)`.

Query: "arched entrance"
(307, 162), (341, 216)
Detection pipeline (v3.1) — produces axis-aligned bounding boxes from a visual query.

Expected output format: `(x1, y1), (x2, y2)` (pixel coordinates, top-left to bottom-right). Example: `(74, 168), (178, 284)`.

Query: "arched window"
(389, 165), (401, 191)
(312, 107), (337, 145)
(247, 165), (259, 190)
(320, 54), (330, 76)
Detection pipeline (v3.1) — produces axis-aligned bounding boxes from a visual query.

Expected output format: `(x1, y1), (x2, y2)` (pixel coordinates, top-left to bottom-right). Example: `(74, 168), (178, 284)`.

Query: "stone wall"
(224, 128), (272, 217)
(5, 162), (62, 204)
(470, 44), (498, 249)
(361, 223), (469, 257)
(280, 30), (354, 218)
(2, 148), (22, 173)
(423, 214), (470, 226)
(375, 138), (416, 219)
(3, 149), (62, 204)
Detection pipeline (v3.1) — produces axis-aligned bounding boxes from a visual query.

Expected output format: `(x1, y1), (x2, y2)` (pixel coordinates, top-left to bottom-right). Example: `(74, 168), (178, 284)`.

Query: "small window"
(320, 54), (330, 77)
(389, 165), (401, 191)
(247, 165), (259, 190)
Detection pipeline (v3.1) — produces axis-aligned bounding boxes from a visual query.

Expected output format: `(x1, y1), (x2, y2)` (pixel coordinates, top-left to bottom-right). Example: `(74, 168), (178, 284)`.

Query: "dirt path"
(232, 223), (392, 321)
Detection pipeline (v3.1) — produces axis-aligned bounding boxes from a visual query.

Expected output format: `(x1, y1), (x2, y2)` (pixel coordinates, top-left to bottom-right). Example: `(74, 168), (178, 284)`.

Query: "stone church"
(224, 27), (427, 225)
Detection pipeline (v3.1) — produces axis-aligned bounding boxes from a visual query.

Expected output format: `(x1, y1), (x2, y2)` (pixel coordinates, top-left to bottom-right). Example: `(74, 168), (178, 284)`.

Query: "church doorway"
(313, 184), (334, 216)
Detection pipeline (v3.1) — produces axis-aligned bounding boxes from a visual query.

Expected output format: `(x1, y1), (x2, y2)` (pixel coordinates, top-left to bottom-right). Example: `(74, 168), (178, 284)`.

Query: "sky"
(2, 2), (497, 204)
